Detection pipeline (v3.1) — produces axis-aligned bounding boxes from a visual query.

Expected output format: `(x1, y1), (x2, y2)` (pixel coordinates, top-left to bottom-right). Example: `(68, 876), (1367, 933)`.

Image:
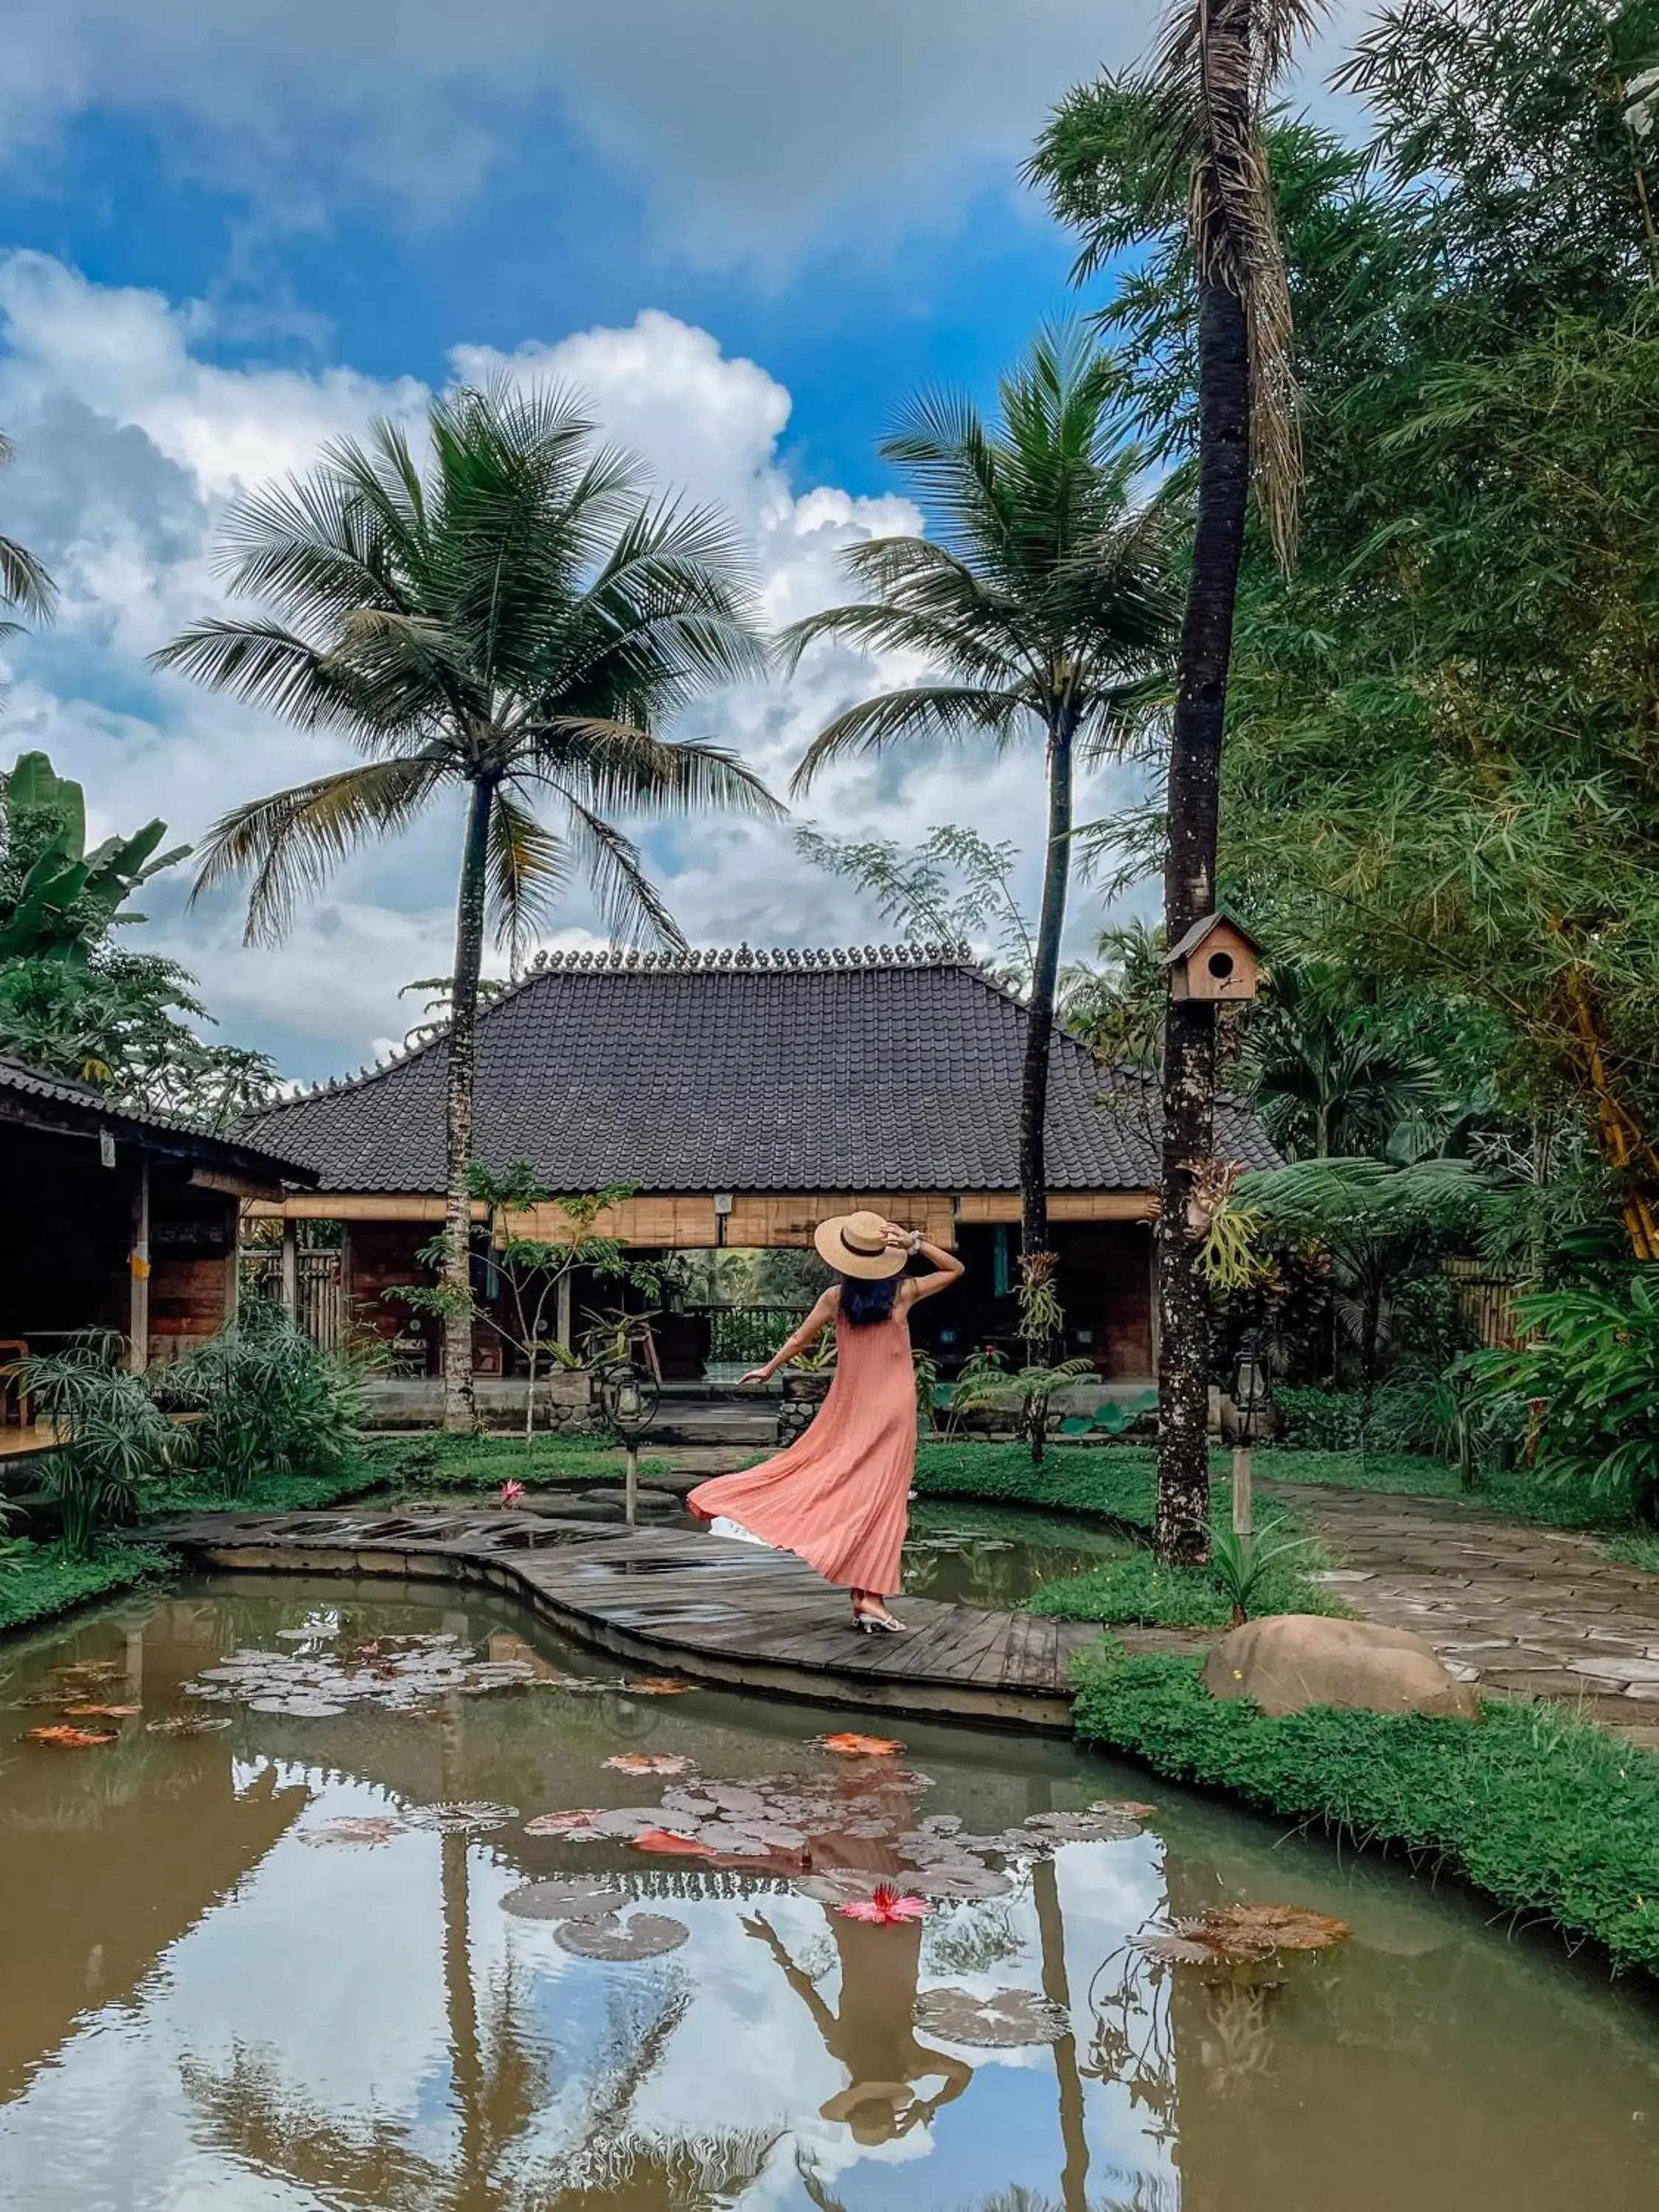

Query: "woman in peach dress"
(687, 1211), (964, 1633)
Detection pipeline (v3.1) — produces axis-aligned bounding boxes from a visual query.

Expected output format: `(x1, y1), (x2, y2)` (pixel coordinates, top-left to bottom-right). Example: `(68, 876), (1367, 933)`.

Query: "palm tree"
(1142, 0), (1318, 1561)
(1242, 962), (1443, 1161)
(1032, 3), (1317, 1559)
(155, 380), (777, 1430)
(785, 325), (1178, 1303)
(0, 430), (55, 630)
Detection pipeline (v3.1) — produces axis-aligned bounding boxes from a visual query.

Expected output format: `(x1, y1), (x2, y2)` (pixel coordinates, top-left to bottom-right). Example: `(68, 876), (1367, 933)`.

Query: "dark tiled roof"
(248, 947), (1277, 1197)
(0, 1052), (316, 1182)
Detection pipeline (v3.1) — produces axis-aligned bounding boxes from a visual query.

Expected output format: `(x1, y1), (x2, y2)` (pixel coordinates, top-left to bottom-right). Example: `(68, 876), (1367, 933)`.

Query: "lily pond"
(3, 1579), (1659, 2211)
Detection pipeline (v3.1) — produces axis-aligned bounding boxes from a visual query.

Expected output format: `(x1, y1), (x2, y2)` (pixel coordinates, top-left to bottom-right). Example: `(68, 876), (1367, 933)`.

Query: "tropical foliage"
(785, 324), (1178, 1271)
(156, 379), (779, 1427)
(1471, 1265), (1659, 1525)
(0, 749), (278, 1122)
(17, 1307), (367, 1548)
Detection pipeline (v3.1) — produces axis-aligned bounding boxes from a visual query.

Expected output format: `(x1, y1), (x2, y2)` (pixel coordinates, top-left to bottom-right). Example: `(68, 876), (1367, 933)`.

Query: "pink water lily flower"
(838, 1883), (928, 1925)
(500, 1480), (526, 1506)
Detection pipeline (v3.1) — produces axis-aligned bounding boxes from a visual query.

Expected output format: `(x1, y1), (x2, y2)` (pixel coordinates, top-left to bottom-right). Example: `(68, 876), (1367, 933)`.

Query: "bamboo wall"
(258, 1188), (1158, 1244)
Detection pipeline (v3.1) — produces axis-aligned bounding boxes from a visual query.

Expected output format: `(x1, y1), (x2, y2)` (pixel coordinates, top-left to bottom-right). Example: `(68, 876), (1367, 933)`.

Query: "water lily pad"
(630, 1828), (719, 1859)
(620, 1677), (694, 1696)
(909, 1864), (1014, 1900)
(23, 1724), (117, 1747)
(916, 1987), (1071, 2048)
(1130, 1904), (1350, 1966)
(796, 1871), (880, 1905)
(299, 1817), (405, 1848)
(604, 1753), (694, 1776)
(1023, 1810), (1144, 1843)
(403, 1801), (518, 1834)
(146, 1715), (234, 1737)
(819, 1731), (904, 1758)
(524, 1808), (605, 1836)
(502, 1878), (630, 1921)
(588, 1807), (668, 1837)
(554, 1913), (689, 1961)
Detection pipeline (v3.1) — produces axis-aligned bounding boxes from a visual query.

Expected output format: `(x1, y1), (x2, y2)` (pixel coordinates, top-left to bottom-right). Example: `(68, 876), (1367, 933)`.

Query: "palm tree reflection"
(181, 1867), (779, 2211)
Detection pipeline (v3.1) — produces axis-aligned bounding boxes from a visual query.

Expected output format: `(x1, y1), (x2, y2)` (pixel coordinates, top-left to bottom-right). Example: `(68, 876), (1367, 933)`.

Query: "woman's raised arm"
(886, 1222), (965, 1306)
(738, 1288), (838, 1385)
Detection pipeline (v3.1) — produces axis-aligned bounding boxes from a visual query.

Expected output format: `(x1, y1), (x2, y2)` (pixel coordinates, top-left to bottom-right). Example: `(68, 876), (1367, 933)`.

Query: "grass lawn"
(358, 1431), (677, 1496)
(0, 1541), (177, 1635)
(1072, 1635), (1659, 1978)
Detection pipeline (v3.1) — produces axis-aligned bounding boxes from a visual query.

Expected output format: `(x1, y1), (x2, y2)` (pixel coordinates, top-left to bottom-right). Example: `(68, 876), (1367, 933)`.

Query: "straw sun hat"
(813, 1208), (909, 1280)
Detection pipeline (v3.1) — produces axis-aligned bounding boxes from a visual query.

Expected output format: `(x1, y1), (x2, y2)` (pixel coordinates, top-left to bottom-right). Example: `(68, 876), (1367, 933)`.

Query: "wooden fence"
(1442, 1257), (1525, 1350)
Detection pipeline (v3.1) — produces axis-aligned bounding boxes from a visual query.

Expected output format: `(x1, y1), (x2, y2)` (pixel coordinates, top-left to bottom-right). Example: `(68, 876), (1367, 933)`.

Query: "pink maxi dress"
(687, 1298), (917, 1596)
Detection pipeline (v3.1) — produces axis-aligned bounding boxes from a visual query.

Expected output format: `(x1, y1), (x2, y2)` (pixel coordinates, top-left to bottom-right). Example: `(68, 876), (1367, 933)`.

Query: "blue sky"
(0, 0), (1363, 1078)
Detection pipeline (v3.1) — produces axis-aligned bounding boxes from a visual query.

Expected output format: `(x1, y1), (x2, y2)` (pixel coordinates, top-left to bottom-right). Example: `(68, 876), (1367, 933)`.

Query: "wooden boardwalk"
(153, 1506), (1157, 1729)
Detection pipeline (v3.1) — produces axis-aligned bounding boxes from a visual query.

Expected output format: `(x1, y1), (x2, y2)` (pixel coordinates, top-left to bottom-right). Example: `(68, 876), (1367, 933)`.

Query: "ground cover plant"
(1071, 1637), (1659, 1976)
(0, 1542), (175, 1635)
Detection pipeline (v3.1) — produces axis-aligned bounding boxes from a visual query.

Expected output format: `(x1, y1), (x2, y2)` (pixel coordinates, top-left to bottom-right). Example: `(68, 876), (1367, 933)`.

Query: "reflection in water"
(1, 1578), (1658, 2212)
(901, 1502), (1131, 1609)
(749, 1909), (973, 2143)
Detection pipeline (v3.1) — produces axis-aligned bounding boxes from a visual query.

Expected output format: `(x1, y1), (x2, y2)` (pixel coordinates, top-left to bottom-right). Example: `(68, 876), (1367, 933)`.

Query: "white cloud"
(0, 2), (1376, 265)
(0, 255), (1138, 1079)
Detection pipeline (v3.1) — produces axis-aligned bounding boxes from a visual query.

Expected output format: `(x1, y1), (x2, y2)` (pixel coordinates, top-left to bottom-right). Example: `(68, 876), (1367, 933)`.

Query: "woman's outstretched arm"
(886, 1222), (965, 1305)
(738, 1287), (838, 1385)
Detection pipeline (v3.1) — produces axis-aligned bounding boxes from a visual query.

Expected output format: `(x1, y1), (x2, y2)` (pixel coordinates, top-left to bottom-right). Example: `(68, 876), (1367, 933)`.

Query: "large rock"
(1203, 1614), (1478, 1720)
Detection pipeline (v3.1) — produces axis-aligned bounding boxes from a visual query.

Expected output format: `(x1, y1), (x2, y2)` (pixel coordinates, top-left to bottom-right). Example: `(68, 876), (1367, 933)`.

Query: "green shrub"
(1470, 1270), (1659, 1523)
(153, 1304), (366, 1498)
(1271, 1386), (1363, 1450)
(18, 1332), (183, 1554)
(1071, 1639), (1659, 1975)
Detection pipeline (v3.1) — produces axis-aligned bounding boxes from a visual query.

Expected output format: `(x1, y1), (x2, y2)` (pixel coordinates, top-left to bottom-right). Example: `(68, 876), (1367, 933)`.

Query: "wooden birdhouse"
(1163, 912), (1265, 1003)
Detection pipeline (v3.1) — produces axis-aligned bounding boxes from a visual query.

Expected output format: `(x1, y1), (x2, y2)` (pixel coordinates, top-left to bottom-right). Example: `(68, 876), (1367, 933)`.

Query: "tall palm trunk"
(1155, 271), (1251, 1565)
(1019, 716), (1074, 1350)
(442, 774), (494, 1432)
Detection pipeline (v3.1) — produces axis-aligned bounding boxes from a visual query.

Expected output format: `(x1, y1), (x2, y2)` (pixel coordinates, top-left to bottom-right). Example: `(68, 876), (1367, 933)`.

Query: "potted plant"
(779, 1335), (837, 1403)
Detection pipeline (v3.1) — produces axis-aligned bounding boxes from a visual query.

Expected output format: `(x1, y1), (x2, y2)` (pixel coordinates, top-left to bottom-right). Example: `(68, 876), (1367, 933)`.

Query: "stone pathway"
(1270, 1481), (1659, 1747)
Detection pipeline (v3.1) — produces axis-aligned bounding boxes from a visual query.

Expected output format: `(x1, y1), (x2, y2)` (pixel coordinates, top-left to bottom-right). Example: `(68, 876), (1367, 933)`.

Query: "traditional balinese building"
(245, 944), (1274, 1391)
(0, 1054), (316, 1451)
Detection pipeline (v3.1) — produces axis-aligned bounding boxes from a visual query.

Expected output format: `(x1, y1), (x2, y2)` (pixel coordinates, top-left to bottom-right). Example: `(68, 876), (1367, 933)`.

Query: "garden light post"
(1231, 1329), (1270, 1540)
(599, 1360), (660, 1527)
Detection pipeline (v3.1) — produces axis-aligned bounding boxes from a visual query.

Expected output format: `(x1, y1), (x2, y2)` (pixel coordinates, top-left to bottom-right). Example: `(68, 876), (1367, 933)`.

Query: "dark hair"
(837, 1271), (901, 1327)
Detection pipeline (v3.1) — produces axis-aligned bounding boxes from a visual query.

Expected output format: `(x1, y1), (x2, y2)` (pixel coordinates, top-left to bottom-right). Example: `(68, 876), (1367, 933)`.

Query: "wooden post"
(279, 1220), (299, 1321)
(625, 1439), (639, 1528)
(554, 1269), (573, 1355)
(129, 1152), (151, 1374)
(1231, 1444), (1253, 1538)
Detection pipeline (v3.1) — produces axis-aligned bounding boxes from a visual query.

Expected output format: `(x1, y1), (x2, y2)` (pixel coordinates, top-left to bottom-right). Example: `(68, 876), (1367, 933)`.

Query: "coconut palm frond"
(488, 790), (571, 968)
(554, 789), (687, 955)
(790, 685), (1032, 794)
(150, 616), (401, 734)
(1150, 0), (1324, 561)
(525, 720), (782, 826)
(189, 753), (447, 945)
(0, 528), (54, 621)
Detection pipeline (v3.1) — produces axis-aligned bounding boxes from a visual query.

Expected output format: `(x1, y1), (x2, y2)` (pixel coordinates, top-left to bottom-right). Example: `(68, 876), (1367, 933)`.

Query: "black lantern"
(597, 1359), (660, 1525)
(1232, 1330), (1270, 1446)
